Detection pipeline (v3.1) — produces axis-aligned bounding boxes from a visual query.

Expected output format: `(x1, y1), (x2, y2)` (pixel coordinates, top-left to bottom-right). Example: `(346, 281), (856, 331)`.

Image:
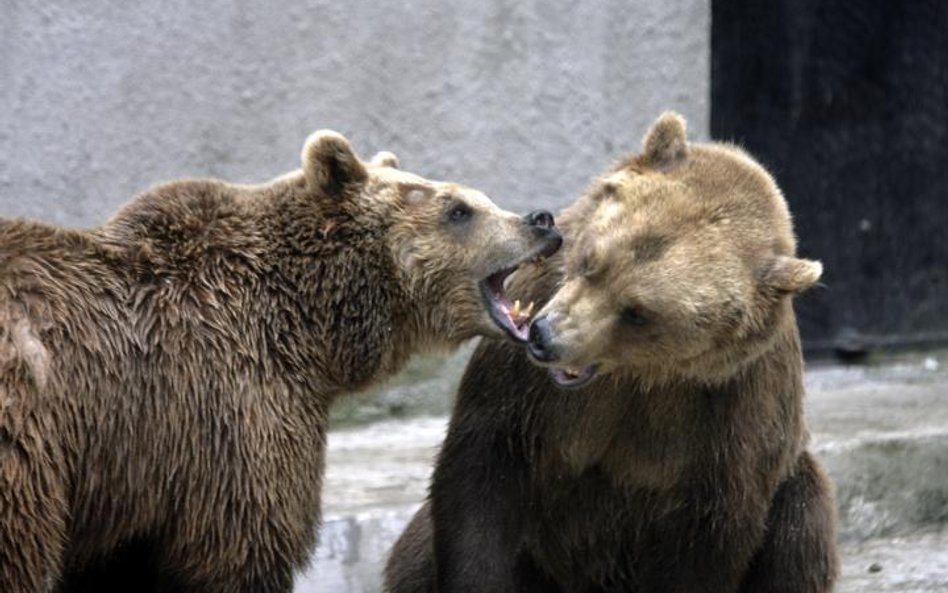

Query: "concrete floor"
(299, 350), (948, 592)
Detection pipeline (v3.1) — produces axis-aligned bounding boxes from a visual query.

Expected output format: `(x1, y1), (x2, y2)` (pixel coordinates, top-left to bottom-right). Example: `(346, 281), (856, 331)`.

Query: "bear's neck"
(94, 183), (421, 401)
(536, 316), (808, 492)
(262, 194), (418, 399)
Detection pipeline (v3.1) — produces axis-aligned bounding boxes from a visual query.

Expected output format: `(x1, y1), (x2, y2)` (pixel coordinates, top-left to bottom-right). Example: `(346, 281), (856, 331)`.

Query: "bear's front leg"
(228, 568), (295, 593)
(428, 422), (534, 592)
(161, 489), (316, 593)
(385, 502), (436, 593)
(0, 427), (69, 593)
(386, 501), (559, 593)
(738, 452), (839, 593)
(170, 543), (297, 593)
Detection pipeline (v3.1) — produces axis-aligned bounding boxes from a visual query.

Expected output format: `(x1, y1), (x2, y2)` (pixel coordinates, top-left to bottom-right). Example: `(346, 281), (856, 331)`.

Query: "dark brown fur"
(384, 113), (839, 593)
(0, 132), (557, 593)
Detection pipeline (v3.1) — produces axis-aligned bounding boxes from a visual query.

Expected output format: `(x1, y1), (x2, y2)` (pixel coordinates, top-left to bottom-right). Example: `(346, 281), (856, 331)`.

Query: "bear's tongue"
(549, 364), (598, 389)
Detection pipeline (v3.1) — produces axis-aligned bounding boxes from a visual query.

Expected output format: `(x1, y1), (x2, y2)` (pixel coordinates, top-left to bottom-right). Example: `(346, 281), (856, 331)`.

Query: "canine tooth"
(510, 299), (522, 319)
(523, 301), (535, 318)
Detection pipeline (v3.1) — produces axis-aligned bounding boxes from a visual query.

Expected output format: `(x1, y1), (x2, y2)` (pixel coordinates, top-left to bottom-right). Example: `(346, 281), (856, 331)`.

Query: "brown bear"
(385, 113), (839, 593)
(0, 130), (562, 593)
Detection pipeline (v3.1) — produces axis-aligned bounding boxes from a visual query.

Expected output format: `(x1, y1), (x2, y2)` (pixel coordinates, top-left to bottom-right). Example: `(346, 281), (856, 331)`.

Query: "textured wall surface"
(1, 4), (709, 590)
(1, 0), (709, 226)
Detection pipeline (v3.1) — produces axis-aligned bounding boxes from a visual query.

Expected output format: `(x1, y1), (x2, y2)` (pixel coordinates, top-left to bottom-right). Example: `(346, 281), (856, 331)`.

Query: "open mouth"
(480, 264), (541, 342)
(480, 244), (558, 342)
(548, 364), (599, 389)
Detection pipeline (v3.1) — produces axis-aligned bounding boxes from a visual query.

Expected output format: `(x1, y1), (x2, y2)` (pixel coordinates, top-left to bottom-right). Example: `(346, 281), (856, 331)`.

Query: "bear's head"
(300, 131), (562, 348)
(525, 113), (821, 387)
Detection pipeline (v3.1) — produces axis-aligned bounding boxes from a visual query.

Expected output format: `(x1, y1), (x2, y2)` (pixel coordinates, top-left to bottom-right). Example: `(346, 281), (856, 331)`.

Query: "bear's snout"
(523, 210), (563, 257)
(527, 314), (557, 362)
(523, 209), (555, 230)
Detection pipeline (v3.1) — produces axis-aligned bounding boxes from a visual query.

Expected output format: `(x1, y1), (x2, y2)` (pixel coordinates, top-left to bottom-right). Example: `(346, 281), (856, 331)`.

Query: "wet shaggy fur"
(0, 132), (556, 593)
(385, 113), (839, 593)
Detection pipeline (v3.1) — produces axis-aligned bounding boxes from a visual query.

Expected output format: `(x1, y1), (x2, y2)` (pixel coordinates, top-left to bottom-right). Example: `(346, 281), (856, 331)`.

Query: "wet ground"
(297, 349), (948, 592)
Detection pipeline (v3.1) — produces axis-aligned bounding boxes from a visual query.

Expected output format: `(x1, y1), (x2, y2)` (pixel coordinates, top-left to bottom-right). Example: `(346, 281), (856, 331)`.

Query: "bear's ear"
(370, 151), (400, 169)
(642, 111), (688, 171)
(762, 256), (823, 294)
(301, 130), (368, 195)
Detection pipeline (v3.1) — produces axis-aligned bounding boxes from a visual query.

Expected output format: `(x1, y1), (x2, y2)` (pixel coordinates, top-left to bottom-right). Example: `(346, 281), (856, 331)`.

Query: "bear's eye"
(447, 202), (474, 224)
(619, 306), (648, 326)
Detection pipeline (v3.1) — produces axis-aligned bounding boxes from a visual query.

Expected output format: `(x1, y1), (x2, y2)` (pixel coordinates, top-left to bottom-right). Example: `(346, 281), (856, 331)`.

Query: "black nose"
(527, 315), (557, 362)
(523, 210), (555, 230)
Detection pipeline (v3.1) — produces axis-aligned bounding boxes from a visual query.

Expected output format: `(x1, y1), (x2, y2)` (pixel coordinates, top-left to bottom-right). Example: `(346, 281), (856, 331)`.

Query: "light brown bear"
(385, 113), (838, 593)
(0, 131), (561, 593)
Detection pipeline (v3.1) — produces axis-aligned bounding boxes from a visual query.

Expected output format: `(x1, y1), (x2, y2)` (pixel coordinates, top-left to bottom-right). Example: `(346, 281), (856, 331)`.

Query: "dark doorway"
(711, 0), (948, 355)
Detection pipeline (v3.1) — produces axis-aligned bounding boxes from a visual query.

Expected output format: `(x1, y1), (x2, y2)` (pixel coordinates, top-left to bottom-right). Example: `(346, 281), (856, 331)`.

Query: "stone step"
(805, 354), (948, 542)
(296, 351), (948, 592)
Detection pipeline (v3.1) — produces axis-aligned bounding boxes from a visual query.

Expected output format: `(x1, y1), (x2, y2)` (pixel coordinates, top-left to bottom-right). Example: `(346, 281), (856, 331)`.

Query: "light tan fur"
(538, 113), (822, 384)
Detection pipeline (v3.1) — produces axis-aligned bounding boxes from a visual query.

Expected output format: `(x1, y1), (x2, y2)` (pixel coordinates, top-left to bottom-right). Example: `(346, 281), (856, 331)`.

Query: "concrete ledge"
(299, 509), (418, 593)
(821, 432), (948, 541)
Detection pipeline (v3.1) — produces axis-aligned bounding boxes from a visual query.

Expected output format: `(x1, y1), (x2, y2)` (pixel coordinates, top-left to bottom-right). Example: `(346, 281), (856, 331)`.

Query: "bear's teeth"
(510, 299), (522, 319)
(507, 300), (534, 327)
(509, 300), (535, 326)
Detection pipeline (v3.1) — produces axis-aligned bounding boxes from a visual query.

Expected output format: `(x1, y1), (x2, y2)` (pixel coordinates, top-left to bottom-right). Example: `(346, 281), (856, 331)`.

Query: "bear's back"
(0, 217), (120, 303)
(97, 179), (270, 271)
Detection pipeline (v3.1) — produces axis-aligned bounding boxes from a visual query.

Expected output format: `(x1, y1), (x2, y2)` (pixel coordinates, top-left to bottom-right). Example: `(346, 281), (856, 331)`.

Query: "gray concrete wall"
(0, 0), (709, 226)
(1, 3), (709, 591)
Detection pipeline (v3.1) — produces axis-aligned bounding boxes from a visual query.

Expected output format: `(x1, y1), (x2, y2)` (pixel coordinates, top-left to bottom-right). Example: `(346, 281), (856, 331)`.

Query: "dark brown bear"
(385, 113), (839, 593)
(0, 131), (561, 593)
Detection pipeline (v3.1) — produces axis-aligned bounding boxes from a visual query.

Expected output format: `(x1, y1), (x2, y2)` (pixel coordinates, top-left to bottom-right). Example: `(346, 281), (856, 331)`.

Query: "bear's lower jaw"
(547, 364), (599, 389)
